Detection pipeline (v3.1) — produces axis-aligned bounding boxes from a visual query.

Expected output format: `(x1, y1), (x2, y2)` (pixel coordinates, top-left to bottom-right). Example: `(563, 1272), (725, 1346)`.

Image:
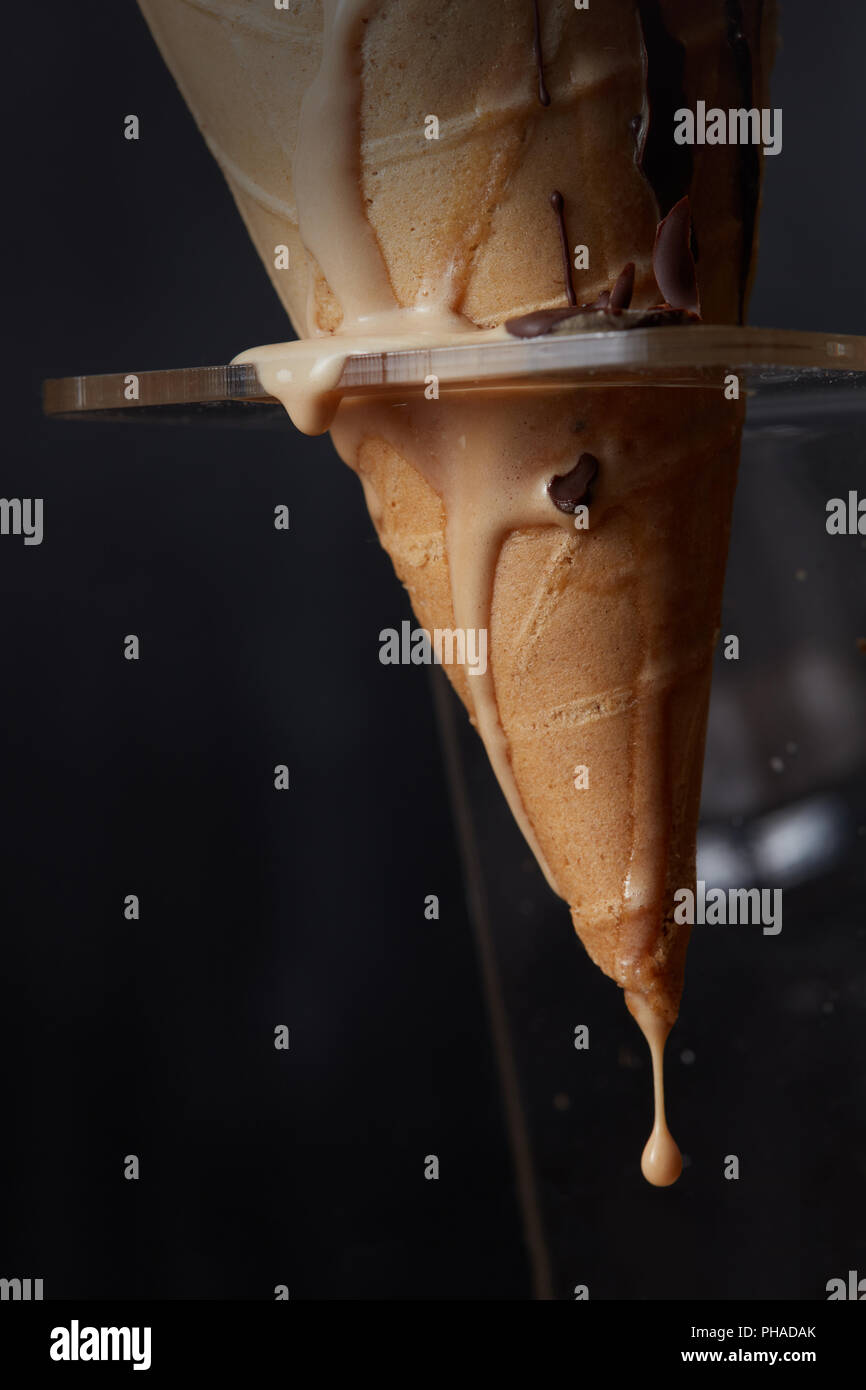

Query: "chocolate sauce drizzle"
(725, 0), (762, 321)
(633, 1), (693, 218)
(550, 190), (577, 306)
(548, 453), (599, 514)
(532, 0), (550, 106)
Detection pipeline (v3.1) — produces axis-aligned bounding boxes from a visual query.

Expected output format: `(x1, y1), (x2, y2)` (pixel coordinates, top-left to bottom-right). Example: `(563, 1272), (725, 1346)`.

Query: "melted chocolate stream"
(532, 0), (550, 106)
(634, 1), (693, 218)
(550, 190), (577, 306)
(725, 0), (762, 321)
(548, 453), (599, 514)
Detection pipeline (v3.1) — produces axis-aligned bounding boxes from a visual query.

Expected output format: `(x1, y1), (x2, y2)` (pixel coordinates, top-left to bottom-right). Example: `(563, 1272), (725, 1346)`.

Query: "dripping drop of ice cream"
(627, 991), (683, 1187)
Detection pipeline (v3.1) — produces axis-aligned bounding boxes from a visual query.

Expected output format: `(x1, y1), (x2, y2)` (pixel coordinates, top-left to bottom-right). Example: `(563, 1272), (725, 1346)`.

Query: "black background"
(1, 0), (865, 1301)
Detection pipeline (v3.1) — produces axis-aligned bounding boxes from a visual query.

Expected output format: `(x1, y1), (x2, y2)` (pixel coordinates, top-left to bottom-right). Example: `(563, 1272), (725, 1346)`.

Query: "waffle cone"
(332, 383), (741, 1021)
(138, 0), (770, 1023)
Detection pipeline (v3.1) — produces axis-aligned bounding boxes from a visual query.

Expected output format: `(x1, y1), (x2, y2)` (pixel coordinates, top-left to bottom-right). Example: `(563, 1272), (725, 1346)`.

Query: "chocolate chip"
(609, 262), (636, 311)
(505, 307), (586, 337)
(652, 196), (700, 314)
(548, 452), (599, 513)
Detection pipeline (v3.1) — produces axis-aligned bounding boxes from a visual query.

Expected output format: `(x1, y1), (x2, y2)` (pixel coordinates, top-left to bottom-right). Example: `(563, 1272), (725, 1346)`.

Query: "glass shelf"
(42, 326), (866, 425)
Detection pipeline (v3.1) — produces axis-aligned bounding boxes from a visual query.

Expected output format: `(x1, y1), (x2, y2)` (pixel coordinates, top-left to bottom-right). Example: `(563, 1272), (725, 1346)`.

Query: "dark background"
(1, 1), (864, 1300)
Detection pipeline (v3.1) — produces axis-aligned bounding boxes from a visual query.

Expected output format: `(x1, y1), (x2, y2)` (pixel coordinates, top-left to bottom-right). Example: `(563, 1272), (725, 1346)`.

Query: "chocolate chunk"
(505, 307), (586, 338)
(548, 452), (599, 513)
(652, 197), (700, 314)
(609, 262), (636, 311)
